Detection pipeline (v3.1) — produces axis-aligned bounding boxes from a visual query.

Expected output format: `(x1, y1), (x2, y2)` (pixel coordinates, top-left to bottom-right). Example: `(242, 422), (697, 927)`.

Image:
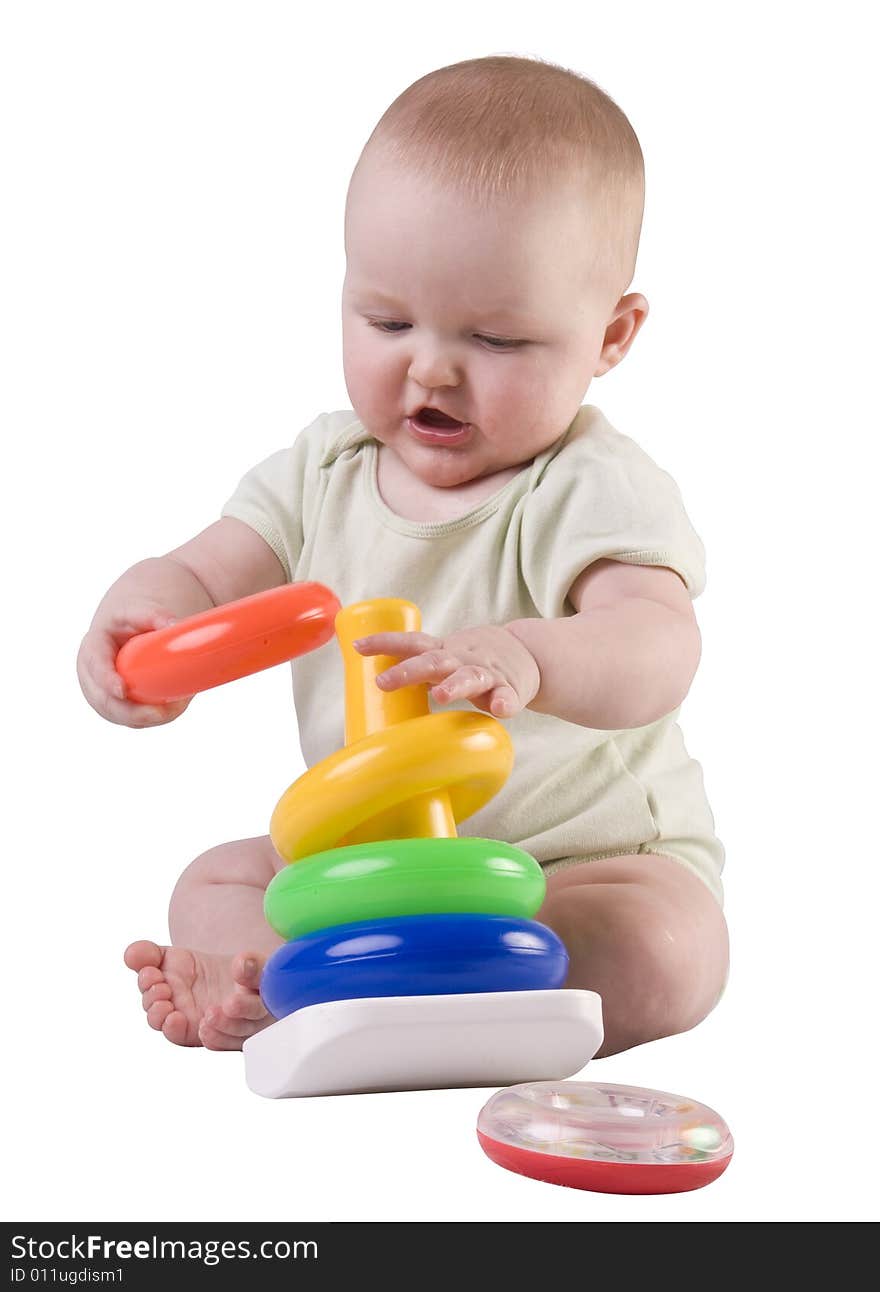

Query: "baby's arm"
(357, 558), (699, 730)
(506, 558), (701, 728)
(77, 517), (286, 727)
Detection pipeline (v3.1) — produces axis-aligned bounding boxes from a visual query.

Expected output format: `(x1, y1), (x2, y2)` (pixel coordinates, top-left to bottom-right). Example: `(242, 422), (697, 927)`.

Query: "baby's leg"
(538, 853), (729, 1058)
(124, 834), (285, 1051)
(167, 833), (284, 955)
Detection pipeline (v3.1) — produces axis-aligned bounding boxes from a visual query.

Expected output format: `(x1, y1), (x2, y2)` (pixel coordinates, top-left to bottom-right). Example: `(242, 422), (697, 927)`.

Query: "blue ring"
(260, 913), (569, 1019)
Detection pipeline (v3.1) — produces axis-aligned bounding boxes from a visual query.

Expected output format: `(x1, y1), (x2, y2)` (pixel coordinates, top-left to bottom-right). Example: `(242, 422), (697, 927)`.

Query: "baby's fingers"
(81, 625), (143, 709)
(109, 600), (179, 639)
(76, 628), (124, 709)
(78, 636), (189, 726)
(377, 649), (460, 691)
(85, 628), (129, 701)
(487, 685), (521, 719)
(353, 631), (441, 658)
(85, 674), (189, 727)
(431, 669), (520, 718)
(109, 695), (191, 728)
(429, 664), (507, 706)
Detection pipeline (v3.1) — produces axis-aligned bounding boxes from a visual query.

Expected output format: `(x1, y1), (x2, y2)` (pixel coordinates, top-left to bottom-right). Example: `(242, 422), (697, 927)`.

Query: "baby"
(77, 55), (728, 1058)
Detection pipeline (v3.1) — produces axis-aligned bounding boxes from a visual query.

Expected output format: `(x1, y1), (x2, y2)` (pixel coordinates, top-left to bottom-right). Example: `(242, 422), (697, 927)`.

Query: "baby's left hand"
(353, 624), (540, 719)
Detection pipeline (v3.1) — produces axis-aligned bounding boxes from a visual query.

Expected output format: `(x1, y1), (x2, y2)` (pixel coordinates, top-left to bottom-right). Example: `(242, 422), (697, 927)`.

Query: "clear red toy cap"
(477, 1080), (733, 1195)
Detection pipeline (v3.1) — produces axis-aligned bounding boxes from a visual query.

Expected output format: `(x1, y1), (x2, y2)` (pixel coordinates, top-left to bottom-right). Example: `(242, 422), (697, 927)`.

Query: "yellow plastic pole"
(334, 599), (457, 843)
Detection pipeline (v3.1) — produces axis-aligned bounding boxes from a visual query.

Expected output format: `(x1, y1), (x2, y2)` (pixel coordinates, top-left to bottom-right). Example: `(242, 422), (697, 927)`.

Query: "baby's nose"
(408, 345), (462, 388)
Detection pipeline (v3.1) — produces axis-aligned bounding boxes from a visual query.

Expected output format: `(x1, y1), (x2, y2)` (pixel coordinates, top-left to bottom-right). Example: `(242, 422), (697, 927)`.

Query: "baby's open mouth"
(415, 407), (465, 429)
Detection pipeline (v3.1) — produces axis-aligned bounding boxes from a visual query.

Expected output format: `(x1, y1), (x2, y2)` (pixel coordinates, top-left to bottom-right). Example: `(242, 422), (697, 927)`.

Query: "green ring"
(264, 837), (545, 941)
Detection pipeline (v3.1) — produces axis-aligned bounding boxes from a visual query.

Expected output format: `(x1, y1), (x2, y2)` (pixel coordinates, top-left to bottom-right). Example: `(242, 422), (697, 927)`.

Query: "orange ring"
(116, 582), (340, 703)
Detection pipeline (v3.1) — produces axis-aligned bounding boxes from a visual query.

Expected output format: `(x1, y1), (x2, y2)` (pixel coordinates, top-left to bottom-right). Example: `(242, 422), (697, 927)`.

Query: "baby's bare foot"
(123, 940), (273, 1050)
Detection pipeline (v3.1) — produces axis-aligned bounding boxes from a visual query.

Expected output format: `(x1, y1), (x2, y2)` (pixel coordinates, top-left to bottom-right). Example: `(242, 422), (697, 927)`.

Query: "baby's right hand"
(77, 600), (193, 727)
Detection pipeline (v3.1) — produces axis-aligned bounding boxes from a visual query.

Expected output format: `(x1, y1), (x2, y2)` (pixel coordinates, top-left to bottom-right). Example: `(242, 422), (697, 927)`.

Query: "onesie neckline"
(321, 409), (588, 538)
(363, 440), (548, 537)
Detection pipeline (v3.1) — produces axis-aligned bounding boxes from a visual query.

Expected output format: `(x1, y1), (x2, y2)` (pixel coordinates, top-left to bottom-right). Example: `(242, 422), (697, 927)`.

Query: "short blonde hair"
(350, 54), (645, 298)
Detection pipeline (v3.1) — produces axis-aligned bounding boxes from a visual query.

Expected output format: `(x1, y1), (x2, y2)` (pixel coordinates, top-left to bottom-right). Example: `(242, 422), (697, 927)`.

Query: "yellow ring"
(270, 711), (513, 863)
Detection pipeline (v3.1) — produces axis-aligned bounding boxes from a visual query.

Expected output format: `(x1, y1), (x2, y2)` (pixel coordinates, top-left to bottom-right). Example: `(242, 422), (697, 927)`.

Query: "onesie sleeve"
(520, 407), (707, 618)
(219, 412), (331, 582)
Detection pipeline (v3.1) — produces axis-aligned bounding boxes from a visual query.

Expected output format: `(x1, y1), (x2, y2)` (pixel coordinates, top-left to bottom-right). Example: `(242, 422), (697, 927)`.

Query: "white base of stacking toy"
(242, 989), (603, 1099)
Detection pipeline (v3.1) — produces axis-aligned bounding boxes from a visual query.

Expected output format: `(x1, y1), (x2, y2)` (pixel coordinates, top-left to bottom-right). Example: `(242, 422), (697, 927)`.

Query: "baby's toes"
(198, 1008), (248, 1051)
(146, 999), (175, 1031)
(213, 1003), (266, 1036)
(230, 953), (264, 991)
(137, 965), (165, 993)
(223, 989), (269, 1022)
(124, 939), (163, 973)
(199, 1000), (272, 1050)
(162, 1009), (197, 1048)
(142, 982), (172, 1012)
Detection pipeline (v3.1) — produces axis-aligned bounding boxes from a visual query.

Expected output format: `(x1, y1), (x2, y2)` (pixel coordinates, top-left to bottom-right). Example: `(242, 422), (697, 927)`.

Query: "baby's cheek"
(344, 342), (371, 386)
(354, 350), (403, 416)
(486, 361), (547, 424)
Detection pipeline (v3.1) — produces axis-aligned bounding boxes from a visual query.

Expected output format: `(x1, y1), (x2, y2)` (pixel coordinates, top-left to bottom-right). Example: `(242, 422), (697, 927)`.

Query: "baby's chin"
(373, 429), (479, 486)
(396, 443), (498, 489)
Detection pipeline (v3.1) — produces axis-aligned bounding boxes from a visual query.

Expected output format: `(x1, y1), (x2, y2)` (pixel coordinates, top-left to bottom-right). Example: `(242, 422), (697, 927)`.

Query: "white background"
(2, 0), (878, 1224)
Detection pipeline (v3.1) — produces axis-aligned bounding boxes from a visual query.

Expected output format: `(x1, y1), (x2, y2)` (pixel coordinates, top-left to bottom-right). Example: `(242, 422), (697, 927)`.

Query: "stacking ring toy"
(259, 598), (570, 1037)
(116, 582), (340, 703)
(477, 1082), (734, 1194)
(264, 837), (546, 940)
(270, 711), (513, 862)
(270, 597), (516, 860)
(260, 914), (569, 1020)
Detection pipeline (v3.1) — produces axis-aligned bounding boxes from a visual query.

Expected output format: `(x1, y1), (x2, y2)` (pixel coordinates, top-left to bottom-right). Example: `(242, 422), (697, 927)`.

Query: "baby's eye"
(476, 335), (525, 350)
(368, 320), (410, 333)
(366, 319), (525, 349)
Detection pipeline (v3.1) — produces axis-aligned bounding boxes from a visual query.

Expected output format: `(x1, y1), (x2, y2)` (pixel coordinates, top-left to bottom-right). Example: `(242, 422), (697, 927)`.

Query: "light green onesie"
(221, 404), (724, 904)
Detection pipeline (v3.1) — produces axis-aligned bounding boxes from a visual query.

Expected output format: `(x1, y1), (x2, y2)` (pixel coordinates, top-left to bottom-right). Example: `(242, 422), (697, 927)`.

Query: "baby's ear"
(595, 293), (649, 376)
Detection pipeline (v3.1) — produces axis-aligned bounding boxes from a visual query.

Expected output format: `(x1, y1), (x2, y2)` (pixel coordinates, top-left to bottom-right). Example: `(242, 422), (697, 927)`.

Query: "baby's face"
(342, 154), (624, 489)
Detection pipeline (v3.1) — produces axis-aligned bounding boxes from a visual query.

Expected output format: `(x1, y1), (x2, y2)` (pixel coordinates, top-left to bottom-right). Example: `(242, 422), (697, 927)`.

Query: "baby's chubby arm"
(507, 560), (701, 727)
(77, 517), (286, 727)
(353, 559), (701, 729)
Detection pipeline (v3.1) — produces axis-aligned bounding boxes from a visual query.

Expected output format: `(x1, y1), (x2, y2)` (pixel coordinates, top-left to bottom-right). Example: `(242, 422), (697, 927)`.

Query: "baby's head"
(342, 55), (647, 488)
